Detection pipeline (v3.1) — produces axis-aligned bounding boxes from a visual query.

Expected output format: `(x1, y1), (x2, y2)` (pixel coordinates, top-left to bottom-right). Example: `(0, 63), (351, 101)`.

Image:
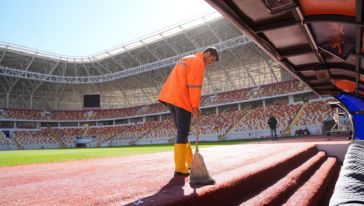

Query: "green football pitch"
(0, 139), (268, 166)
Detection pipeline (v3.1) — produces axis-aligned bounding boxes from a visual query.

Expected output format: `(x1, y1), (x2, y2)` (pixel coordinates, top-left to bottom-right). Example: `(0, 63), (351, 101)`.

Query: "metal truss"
(0, 36), (250, 84)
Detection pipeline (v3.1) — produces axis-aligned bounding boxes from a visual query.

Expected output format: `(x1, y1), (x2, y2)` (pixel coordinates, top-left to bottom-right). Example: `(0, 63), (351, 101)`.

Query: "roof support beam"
(206, 19), (237, 90)
(227, 49), (257, 87)
(93, 58), (132, 106)
(0, 36), (251, 84)
(6, 53), (36, 107)
(248, 44), (279, 82)
(105, 52), (127, 70)
(54, 62), (68, 110)
(30, 60), (60, 108)
(162, 39), (179, 55)
(0, 47), (8, 64)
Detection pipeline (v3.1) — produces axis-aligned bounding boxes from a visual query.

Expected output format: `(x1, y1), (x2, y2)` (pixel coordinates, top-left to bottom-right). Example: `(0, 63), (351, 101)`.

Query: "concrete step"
(283, 157), (339, 206)
(144, 145), (319, 206)
(240, 151), (327, 206)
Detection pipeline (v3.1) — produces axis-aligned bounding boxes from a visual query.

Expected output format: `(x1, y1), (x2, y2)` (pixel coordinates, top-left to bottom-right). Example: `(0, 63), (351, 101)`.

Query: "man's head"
(203, 47), (219, 65)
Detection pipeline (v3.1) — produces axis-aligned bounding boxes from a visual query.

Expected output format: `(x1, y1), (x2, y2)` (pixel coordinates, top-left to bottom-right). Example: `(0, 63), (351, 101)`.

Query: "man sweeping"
(159, 47), (219, 176)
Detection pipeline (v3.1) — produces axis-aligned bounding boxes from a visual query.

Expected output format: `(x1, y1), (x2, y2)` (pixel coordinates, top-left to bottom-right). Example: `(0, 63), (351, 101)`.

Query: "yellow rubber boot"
(185, 142), (193, 169)
(174, 144), (189, 175)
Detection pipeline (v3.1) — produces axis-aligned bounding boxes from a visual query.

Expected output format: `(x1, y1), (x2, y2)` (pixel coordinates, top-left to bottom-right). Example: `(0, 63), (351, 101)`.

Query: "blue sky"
(0, 0), (215, 56)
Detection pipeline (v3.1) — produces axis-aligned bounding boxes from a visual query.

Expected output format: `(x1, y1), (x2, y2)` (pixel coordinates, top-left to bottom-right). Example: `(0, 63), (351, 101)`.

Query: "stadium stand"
(5, 108), (48, 120)
(204, 88), (252, 106)
(253, 80), (307, 99)
(293, 100), (334, 135)
(94, 107), (140, 119)
(198, 110), (246, 137)
(54, 128), (84, 146)
(0, 98), (336, 148)
(100, 121), (161, 146)
(13, 129), (59, 149)
(0, 132), (14, 146)
(136, 103), (168, 115)
(143, 119), (175, 140)
(52, 111), (85, 121)
(0, 81), (311, 122)
(232, 104), (301, 137)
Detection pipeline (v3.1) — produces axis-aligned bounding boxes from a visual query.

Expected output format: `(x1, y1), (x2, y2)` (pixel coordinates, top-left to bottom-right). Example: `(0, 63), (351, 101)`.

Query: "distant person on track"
(268, 114), (278, 141)
(159, 47), (219, 176)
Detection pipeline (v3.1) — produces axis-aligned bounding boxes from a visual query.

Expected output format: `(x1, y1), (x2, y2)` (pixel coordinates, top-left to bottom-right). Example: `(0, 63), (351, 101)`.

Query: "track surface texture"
(0, 136), (348, 206)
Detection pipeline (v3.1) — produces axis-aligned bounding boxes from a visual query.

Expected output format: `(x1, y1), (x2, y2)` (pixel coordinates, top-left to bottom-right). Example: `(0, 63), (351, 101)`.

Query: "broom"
(190, 117), (215, 185)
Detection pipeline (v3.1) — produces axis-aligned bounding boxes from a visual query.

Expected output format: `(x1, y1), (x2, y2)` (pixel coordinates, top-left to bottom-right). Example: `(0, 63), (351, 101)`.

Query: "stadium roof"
(206, 0), (364, 100)
(0, 12), (252, 84)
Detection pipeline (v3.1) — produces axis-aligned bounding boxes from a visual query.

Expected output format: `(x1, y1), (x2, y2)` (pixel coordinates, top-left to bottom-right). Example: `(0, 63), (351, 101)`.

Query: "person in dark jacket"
(268, 114), (278, 141)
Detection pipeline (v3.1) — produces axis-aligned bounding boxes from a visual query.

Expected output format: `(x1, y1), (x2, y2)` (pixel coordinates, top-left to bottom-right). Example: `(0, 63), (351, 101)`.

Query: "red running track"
(0, 136), (348, 206)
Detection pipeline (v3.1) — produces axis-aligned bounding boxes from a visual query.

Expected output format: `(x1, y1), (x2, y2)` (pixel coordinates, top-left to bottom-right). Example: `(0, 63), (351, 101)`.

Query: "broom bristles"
(190, 151), (215, 185)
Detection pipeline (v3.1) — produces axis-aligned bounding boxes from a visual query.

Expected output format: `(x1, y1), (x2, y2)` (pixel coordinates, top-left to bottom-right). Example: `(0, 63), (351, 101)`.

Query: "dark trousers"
(166, 103), (191, 144)
(270, 128), (278, 140)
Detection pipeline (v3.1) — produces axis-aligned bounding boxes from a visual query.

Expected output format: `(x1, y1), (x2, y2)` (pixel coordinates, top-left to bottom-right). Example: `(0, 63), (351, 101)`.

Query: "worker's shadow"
(126, 175), (190, 206)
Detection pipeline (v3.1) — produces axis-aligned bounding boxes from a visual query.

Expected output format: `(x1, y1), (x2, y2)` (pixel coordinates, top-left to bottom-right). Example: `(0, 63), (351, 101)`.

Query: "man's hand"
(192, 107), (200, 118)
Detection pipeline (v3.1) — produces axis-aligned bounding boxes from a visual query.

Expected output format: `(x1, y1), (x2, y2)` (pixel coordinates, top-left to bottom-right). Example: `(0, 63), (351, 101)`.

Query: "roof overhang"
(206, 0), (364, 100)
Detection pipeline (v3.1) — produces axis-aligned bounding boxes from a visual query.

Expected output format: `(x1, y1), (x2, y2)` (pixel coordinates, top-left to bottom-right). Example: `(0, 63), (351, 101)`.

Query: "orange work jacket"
(159, 52), (205, 113)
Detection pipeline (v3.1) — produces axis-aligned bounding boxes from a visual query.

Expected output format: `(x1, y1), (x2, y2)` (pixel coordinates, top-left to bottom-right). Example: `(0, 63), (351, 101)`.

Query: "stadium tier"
(9, 128), (61, 149)
(254, 80), (307, 99)
(198, 109), (246, 137)
(0, 94), (335, 149)
(293, 100), (334, 135)
(54, 128), (83, 145)
(5, 108), (49, 120)
(233, 104), (300, 132)
(142, 119), (176, 140)
(0, 80), (309, 121)
(203, 88), (251, 106)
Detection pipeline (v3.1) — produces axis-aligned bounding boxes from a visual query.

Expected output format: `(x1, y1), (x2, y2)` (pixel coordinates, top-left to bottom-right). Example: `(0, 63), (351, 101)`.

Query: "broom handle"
(195, 116), (199, 152)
